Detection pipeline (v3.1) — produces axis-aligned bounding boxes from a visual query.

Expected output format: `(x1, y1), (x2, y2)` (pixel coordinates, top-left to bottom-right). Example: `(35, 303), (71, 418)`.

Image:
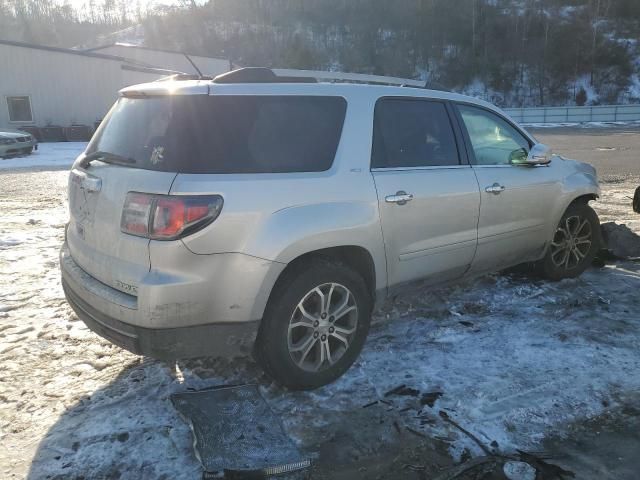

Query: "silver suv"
(61, 68), (601, 389)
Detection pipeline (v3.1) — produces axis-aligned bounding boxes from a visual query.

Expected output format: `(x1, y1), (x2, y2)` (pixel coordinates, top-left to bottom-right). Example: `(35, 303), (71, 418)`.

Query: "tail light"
(121, 193), (223, 240)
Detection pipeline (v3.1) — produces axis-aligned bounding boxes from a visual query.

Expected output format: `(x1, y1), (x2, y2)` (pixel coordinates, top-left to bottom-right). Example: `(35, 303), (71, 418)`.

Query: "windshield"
(87, 95), (347, 174)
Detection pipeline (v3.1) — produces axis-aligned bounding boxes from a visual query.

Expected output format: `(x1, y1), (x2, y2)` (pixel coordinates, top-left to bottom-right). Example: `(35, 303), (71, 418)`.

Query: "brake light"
(121, 193), (152, 235)
(121, 193), (223, 240)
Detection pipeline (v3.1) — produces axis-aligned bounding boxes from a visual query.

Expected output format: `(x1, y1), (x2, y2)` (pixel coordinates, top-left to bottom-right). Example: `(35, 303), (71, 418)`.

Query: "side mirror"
(512, 143), (552, 166)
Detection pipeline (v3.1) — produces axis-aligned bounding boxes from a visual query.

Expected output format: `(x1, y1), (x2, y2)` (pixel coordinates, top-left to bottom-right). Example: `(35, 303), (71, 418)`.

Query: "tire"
(255, 257), (372, 390)
(538, 202), (601, 281)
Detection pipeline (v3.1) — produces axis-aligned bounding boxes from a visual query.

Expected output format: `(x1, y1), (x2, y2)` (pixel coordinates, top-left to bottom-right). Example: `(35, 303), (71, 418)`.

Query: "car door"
(454, 103), (562, 273)
(371, 97), (480, 289)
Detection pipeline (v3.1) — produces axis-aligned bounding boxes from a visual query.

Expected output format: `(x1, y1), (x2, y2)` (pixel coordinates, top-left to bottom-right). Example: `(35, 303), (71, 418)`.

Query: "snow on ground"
(0, 142), (86, 170)
(1, 140), (640, 479)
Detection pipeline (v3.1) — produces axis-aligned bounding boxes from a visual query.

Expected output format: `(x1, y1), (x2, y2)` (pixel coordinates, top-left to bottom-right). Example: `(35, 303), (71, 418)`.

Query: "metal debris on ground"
(434, 410), (575, 480)
(171, 385), (311, 479)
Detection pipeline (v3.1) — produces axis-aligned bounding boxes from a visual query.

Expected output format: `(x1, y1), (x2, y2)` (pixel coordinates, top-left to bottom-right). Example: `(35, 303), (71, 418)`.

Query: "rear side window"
(372, 98), (459, 168)
(88, 95), (347, 173)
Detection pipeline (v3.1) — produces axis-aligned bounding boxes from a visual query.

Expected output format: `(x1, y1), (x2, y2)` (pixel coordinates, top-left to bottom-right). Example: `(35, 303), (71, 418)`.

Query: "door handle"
(485, 183), (505, 195)
(385, 191), (414, 205)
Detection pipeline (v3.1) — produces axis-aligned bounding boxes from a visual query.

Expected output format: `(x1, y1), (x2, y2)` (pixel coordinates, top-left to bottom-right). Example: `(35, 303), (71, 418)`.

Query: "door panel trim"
(477, 223), (546, 243)
(399, 239), (477, 261)
(472, 164), (552, 169)
(371, 165), (472, 173)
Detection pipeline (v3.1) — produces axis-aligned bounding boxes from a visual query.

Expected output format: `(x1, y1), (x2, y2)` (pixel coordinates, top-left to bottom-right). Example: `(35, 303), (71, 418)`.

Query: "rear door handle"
(385, 191), (414, 205)
(485, 183), (505, 195)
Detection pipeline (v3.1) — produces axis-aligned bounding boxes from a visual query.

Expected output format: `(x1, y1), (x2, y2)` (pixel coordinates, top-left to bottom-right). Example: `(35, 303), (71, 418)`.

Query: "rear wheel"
(255, 257), (372, 390)
(538, 202), (601, 280)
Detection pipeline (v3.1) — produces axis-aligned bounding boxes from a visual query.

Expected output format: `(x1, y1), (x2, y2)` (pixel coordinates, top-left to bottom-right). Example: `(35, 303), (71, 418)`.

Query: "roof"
(86, 42), (228, 62)
(118, 77), (488, 108)
(0, 38), (186, 75)
(0, 38), (131, 62)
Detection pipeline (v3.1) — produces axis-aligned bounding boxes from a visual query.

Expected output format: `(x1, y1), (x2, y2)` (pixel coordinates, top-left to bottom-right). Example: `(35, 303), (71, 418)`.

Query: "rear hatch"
(67, 94), (194, 295)
(67, 165), (176, 296)
(67, 90), (348, 294)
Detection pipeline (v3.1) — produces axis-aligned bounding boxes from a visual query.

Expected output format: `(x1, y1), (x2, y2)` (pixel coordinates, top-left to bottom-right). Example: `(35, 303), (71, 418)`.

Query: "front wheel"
(255, 257), (372, 390)
(538, 202), (601, 281)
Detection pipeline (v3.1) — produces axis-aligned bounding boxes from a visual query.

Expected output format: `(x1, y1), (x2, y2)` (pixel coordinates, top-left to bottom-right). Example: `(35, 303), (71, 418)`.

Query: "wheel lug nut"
(321, 313), (327, 319)
(329, 316), (334, 322)
(321, 335), (327, 341)
(329, 327), (335, 333)
(314, 332), (319, 338)
(313, 320), (319, 327)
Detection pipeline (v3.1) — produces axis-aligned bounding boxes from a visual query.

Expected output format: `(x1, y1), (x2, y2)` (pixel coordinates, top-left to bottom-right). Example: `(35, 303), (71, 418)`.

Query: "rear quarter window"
(88, 95), (347, 174)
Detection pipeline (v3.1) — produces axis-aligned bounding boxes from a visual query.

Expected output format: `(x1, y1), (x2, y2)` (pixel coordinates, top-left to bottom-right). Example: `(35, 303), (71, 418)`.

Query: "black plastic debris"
(384, 384), (420, 397)
(420, 391), (443, 408)
(600, 222), (640, 259)
(171, 385), (311, 478)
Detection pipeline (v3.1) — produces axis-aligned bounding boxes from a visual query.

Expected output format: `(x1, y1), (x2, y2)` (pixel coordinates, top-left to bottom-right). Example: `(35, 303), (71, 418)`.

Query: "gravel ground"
(1, 129), (640, 479)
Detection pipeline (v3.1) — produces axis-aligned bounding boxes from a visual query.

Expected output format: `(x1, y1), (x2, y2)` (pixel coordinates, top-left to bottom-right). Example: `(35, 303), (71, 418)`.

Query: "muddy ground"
(1, 127), (640, 479)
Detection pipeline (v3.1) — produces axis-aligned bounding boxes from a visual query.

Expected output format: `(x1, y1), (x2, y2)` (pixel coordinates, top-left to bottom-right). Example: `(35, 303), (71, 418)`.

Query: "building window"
(6, 96), (33, 123)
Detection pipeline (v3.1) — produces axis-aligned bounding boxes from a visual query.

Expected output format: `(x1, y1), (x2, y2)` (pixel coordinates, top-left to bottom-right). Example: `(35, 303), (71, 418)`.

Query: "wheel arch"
(267, 245), (380, 314)
(568, 193), (598, 206)
(543, 190), (600, 260)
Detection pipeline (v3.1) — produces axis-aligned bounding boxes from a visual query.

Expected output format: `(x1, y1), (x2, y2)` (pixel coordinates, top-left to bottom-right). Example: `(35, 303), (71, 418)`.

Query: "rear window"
(87, 95), (347, 173)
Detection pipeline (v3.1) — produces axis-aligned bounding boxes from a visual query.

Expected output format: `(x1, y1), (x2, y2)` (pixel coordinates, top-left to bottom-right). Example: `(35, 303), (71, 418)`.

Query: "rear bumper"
(63, 277), (258, 359)
(60, 242), (270, 359)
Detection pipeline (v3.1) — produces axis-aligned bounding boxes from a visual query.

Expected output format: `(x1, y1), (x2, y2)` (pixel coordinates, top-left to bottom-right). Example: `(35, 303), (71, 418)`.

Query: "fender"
(547, 158), (600, 242)
(243, 201), (388, 292)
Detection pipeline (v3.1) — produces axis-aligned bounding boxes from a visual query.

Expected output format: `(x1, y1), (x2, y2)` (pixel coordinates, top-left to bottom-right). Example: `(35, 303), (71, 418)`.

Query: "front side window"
(88, 95), (347, 173)
(6, 96), (33, 123)
(457, 104), (530, 166)
(372, 99), (459, 168)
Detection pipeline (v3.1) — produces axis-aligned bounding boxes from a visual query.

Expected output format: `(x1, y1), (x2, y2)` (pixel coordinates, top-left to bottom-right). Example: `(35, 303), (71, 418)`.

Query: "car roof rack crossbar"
(212, 67), (427, 88)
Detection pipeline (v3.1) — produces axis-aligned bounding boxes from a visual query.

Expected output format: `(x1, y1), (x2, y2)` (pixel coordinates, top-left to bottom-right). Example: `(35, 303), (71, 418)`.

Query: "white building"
(0, 40), (231, 132)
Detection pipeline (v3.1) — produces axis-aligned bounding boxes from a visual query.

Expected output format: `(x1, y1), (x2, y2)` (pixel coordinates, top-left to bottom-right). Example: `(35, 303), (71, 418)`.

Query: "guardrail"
(503, 104), (640, 124)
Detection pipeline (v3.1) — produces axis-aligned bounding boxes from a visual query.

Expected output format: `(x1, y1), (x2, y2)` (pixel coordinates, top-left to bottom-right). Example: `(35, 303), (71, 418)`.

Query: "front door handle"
(385, 191), (414, 205)
(485, 183), (505, 195)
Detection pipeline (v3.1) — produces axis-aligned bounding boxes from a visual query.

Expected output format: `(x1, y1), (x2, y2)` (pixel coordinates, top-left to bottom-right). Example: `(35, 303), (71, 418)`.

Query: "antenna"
(183, 53), (204, 78)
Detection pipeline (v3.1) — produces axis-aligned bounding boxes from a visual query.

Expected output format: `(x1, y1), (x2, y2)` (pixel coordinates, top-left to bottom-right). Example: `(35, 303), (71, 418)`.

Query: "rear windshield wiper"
(81, 150), (137, 168)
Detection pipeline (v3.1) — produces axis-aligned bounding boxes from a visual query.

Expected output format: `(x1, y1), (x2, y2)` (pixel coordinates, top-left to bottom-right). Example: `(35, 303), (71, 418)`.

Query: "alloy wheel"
(550, 215), (593, 270)
(287, 282), (358, 372)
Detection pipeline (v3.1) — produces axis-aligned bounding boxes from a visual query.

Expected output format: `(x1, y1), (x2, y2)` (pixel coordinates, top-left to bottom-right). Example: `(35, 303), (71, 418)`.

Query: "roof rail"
(212, 67), (427, 88)
(273, 69), (427, 87)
